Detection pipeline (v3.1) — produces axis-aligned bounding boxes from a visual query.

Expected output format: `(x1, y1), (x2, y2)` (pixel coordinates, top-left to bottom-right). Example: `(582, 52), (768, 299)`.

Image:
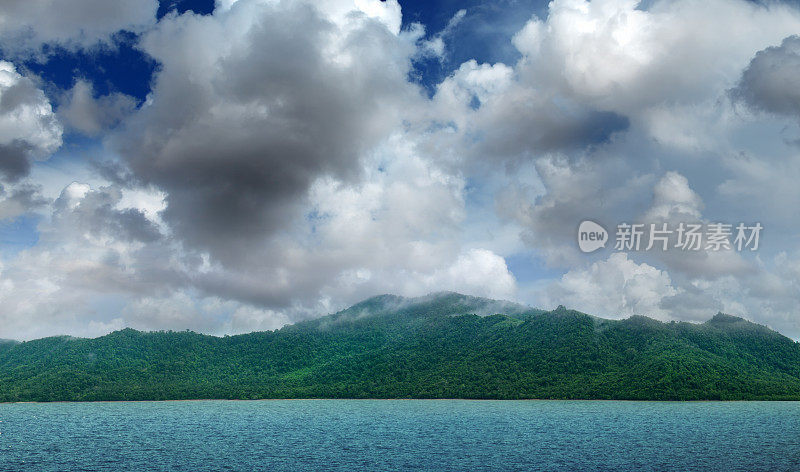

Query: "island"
(1, 292), (799, 402)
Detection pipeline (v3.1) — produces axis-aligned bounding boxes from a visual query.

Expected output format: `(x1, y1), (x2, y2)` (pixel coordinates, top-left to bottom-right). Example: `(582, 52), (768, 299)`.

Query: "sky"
(1, 0), (800, 340)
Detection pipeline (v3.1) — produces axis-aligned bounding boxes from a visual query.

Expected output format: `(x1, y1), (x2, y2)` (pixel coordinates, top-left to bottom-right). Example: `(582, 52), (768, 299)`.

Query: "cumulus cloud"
(421, 248), (517, 299)
(0, 183), (46, 220)
(456, 0), (800, 334)
(113, 0), (423, 265)
(58, 80), (136, 136)
(0, 61), (62, 181)
(543, 252), (677, 319)
(92, 0), (516, 324)
(535, 167), (794, 334)
(732, 35), (800, 119)
(421, 0), (800, 171)
(638, 171), (751, 280)
(52, 183), (162, 244)
(182, 133), (513, 309)
(422, 0), (800, 175)
(658, 251), (800, 338)
(427, 57), (629, 167)
(0, 0), (158, 56)
(0, 181), (185, 339)
(717, 150), (800, 226)
(644, 171), (703, 221)
(513, 0), (800, 115)
(0, 137), (516, 338)
(416, 8), (466, 60)
(494, 154), (652, 266)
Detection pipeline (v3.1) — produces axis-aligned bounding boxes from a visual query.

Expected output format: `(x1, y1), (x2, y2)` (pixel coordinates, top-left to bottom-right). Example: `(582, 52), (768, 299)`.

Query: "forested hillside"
(1, 292), (799, 401)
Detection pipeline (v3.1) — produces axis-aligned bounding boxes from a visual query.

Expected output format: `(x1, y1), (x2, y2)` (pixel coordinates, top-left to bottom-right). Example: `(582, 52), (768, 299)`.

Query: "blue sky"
(1, 0), (800, 340)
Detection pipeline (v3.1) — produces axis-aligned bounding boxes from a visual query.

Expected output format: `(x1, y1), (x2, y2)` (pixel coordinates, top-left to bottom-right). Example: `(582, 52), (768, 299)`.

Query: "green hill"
(1, 292), (799, 402)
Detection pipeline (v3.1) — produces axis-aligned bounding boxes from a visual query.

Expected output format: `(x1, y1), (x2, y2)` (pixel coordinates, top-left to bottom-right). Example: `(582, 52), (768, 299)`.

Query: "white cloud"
(0, 61), (62, 181)
(423, 248), (517, 300)
(644, 171), (703, 221)
(542, 252), (677, 319)
(513, 0), (800, 115)
(434, 60), (514, 113)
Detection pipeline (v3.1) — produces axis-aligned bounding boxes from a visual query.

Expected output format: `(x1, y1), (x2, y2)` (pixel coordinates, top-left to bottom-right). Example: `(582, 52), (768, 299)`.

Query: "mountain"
(0, 339), (18, 354)
(1, 293), (799, 402)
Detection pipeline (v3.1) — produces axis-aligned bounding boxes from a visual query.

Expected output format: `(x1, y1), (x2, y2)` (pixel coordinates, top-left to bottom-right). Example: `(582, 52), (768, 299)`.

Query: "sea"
(1, 400), (798, 471)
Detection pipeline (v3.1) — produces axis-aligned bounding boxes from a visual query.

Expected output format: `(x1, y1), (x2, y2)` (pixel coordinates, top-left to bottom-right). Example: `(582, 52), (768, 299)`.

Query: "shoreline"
(4, 397), (800, 405)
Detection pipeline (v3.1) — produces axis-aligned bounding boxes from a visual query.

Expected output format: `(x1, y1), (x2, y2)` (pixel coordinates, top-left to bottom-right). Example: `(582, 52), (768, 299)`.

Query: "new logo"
(578, 220), (608, 253)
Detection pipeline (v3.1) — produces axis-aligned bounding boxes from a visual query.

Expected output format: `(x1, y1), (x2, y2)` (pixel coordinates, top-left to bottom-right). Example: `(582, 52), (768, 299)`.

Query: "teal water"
(1, 400), (799, 471)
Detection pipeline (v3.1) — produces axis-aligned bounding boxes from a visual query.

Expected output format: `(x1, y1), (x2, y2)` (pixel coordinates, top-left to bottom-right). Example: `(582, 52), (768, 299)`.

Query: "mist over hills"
(1, 292), (799, 402)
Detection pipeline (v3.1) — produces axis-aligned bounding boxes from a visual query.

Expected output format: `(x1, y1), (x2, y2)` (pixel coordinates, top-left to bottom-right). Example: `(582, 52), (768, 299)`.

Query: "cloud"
(422, 0), (800, 169)
(52, 183), (162, 244)
(644, 171), (703, 221)
(533, 168), (797, 335)
(58, 80), (136, 136)
(717, 150), (800, 226)
(0, 183), (46, 220)
(37, 183), (173, 297)
(493, 154), (652, 267)
(658, 251), (800, 338)
(0, 0), (158, 56)
(113, 0), (423, 266)
(0, 61), (62, 181)
(638, 171), (751, 280)
(0, 136), (517, 338)
(182, 133), (513, 309)
(466, 0), (800, 334)
(542, 252), (677, 319)
(0, 141), (35, 183)
(0, 181), (183, 339)
(422, 248), (517, 299)
(731, 35), (800, 119)
(512, 0), (800, 115)
(428, 57), (629, 166)
(416, 8), (467, 60)
(430, 0), (800, 168)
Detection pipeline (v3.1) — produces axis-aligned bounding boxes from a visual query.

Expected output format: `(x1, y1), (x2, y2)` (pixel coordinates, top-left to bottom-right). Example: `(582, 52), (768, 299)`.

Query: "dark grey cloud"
(113, 1), (420, 266)
(476, 106), (629, 160)
(0, 140), (33, 182)
(732, 35), (800, 118)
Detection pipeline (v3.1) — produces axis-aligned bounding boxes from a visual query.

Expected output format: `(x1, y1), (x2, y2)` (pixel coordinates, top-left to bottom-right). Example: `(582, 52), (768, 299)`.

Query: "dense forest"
(1, 292), (799, 402)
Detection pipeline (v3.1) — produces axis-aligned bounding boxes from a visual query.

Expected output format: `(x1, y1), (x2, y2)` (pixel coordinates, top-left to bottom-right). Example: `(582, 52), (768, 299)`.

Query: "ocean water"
(1, 400), (799, 471)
